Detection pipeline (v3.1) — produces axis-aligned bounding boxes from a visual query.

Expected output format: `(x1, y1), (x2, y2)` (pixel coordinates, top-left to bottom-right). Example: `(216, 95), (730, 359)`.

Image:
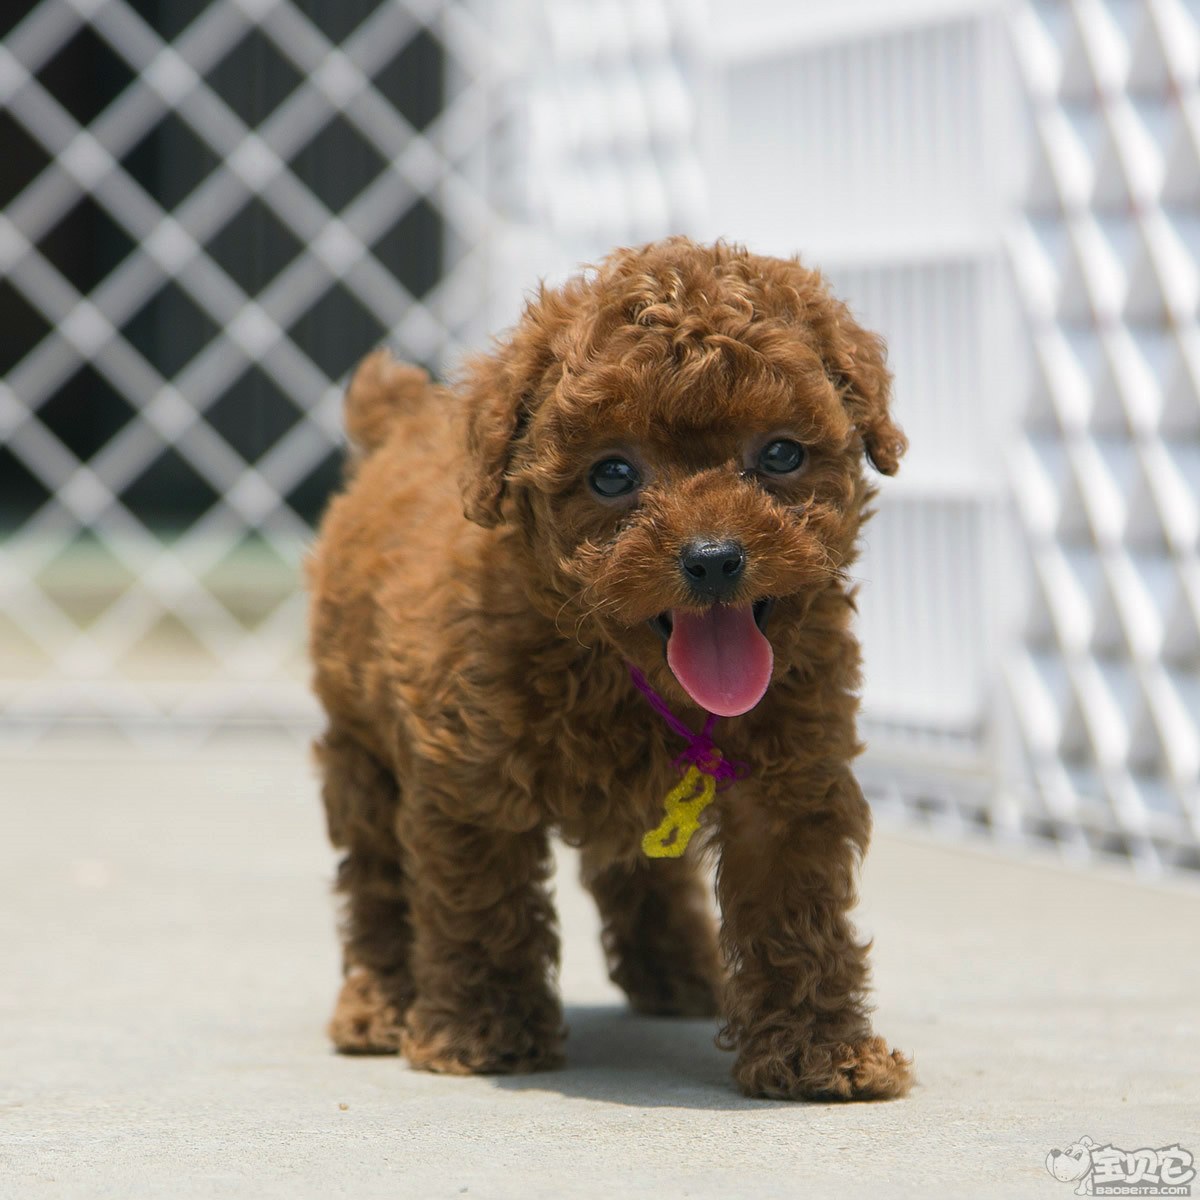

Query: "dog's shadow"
(492, 1004), (789, 1111)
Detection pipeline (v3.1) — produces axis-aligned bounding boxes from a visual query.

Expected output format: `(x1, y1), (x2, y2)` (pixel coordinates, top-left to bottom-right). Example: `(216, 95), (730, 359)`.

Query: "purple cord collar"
(628, 664), (748, 787)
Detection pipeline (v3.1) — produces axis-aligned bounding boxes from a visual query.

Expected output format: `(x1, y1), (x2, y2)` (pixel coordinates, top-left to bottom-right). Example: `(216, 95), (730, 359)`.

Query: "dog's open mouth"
(648, 599), (775, 718)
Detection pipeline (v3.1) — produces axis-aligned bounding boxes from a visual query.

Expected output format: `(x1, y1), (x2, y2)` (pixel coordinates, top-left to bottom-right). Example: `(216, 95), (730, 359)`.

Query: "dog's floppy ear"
(799, 273), (906, 475)
(459, 290), (563, 527)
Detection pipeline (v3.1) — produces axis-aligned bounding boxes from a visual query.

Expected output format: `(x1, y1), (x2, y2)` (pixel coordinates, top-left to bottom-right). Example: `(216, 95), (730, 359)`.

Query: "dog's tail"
(342, 348), (435, 458)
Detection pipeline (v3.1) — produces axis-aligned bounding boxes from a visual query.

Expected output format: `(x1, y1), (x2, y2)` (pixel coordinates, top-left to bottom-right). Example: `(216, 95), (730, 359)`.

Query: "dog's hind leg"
(316, 729), (413, 1054)
(580, 849), (723, 1018)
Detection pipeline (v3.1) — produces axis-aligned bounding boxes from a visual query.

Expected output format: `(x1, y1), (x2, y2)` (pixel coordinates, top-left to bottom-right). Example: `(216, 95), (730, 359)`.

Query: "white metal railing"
(701, 0), (1199, 874)
(1006, 0), (1200, 872)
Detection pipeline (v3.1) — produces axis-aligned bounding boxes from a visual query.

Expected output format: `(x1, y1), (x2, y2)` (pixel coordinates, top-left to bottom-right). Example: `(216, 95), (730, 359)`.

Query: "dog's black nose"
(679, 539), (746, 601)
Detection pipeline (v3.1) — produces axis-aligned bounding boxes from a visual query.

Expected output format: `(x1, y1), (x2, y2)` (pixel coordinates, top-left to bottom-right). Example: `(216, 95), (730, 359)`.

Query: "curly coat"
(308, 237), (913, 1100)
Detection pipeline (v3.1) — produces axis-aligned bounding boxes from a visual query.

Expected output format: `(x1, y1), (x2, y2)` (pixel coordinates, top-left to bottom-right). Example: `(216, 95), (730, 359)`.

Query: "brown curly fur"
(308, 237), (914, 1100)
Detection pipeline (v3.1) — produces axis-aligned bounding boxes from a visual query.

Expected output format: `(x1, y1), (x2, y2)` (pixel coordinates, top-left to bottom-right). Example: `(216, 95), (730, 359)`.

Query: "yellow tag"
(641, 765), (717, 858)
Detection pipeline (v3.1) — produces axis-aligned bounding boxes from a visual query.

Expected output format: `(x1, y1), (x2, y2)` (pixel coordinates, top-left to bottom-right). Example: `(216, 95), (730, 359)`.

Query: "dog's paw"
(328, 969), (407, 1055)
(734, 1033), (913, 1102)
(400, 1001), (565, 1075)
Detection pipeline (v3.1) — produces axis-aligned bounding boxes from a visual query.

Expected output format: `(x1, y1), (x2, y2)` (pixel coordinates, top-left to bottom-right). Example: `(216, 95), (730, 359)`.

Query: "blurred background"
(1, 0), (1198, 876)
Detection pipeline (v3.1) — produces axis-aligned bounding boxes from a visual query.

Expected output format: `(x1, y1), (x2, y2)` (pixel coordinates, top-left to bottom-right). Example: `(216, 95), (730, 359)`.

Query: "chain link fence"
(0, 0), (524, 740)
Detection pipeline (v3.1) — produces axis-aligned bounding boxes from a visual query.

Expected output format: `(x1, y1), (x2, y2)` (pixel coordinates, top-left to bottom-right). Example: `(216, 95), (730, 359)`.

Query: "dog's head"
(1046, 1139), (1095, 1184)
(459, 238), (905, 716)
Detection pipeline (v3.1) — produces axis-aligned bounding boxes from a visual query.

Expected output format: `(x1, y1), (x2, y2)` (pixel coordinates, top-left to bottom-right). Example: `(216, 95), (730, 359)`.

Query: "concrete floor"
(2, 742), (1198, 1199)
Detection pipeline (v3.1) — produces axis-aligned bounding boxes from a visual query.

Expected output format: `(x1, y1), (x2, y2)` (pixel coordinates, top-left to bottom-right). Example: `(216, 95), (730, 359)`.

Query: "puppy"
(308, 237), (913, 1101)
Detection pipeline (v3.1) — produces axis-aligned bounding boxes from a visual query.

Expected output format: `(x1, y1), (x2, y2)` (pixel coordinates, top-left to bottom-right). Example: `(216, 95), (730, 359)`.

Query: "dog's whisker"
(551, 578), (620, 648)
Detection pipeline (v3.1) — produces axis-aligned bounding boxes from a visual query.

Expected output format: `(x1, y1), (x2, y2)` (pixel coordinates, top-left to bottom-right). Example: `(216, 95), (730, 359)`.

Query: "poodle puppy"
(308, 237), (913, 1101)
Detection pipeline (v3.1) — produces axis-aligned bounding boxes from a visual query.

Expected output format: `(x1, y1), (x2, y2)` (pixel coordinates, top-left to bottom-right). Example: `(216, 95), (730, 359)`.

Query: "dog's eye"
(589, 458), (641, 498)
(757, 439), (806, 475)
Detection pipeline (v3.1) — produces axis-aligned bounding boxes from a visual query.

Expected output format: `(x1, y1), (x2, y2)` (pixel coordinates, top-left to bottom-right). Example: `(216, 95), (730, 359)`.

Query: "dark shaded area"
(0, 111), (50, 208)
(205, 366), (302, 463)
(292, 0), (377, 44)
(118, 446), (222, 529)
(288, 114), (389, 213)
(121, 112), (221, 209)
(0, 279), (51, 375)
(205, 27), (303, 127)
(287, 283), (387, 380)
(0, 0), (39, 41)
(373, 197), (442, 300)
(123, 0), (214, 43)
(492, 1006), (767, 1113)
(374, 27), (444, 133)
(284, 447), (343, 520)
(205, 197), (305, 295)
(0, 446), (50, 528)
(35, 365), (136, 462)
(1, 3), (445, 532)
(36, 195), (137, 294)
(35, 23), (136, 126)
(120, 281), (222, 378)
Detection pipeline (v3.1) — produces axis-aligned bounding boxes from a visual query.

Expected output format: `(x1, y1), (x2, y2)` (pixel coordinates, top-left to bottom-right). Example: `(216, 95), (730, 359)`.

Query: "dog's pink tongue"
(666, 606), (773, 717)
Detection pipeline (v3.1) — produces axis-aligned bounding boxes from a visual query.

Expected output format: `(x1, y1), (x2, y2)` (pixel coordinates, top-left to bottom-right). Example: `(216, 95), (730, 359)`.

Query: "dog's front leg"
(397, 795), (565, 1075)
(715, 768), (912, 1101)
